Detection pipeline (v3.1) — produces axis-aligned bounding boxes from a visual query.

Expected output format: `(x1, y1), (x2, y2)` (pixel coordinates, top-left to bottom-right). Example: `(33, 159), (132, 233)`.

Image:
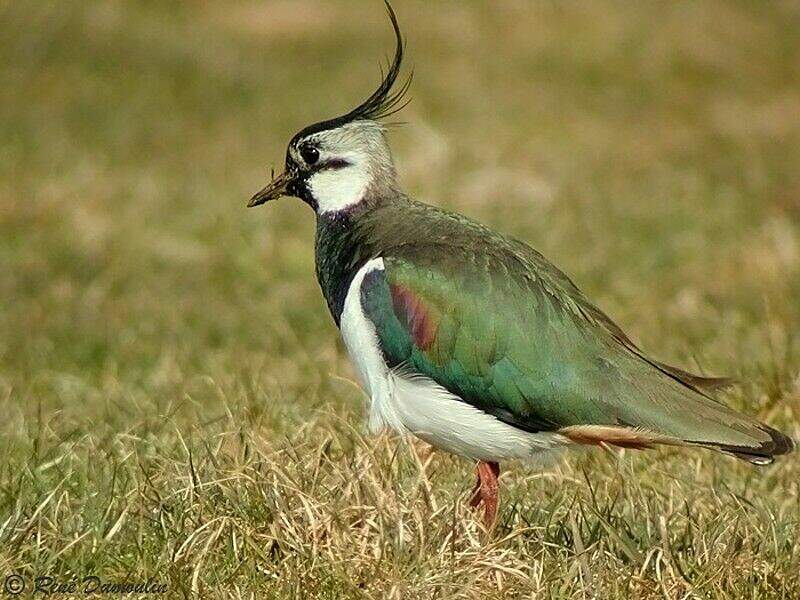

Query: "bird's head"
(249, 1), (410, 216)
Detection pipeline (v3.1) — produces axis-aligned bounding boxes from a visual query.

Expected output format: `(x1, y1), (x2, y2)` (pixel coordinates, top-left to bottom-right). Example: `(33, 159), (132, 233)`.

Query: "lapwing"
(249, 2), (794, 527)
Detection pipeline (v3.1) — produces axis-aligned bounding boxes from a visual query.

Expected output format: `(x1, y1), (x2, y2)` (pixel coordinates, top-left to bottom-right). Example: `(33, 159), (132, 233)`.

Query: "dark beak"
(248, 170), (289, 207)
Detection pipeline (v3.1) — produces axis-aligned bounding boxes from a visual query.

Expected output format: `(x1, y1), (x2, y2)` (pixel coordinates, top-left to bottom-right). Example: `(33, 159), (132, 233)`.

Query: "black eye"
(299, 144), (319, 165)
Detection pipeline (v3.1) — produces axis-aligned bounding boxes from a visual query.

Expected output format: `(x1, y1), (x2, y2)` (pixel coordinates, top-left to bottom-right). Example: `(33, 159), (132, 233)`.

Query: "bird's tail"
(691, 421), (794, 465)
(560, 362), (795, 465)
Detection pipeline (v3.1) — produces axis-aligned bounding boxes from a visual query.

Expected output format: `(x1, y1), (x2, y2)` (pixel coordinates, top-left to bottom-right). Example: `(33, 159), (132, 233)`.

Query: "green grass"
(1, 1), (799, 597)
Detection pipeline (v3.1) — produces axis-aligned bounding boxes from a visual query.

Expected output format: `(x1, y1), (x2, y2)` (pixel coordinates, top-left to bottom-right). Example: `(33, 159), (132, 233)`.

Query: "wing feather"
(356, 237), (792, 463)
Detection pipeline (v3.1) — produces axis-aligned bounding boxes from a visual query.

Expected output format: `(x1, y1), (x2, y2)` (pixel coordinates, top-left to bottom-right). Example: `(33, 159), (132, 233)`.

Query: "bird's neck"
(313, 195), (399, 325)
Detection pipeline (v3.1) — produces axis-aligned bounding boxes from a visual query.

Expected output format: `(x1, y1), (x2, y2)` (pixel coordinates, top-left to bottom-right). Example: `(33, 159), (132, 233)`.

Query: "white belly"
(340, 259), (570, 462)
(390, 368), (569, 461)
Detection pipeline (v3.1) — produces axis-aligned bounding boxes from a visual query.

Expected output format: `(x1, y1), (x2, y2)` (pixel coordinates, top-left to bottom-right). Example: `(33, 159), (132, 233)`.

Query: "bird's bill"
(248, 171), (289, 207)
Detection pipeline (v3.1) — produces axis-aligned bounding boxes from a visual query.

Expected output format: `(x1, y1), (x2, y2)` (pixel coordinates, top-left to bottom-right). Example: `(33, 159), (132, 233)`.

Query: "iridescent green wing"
(359, 242), (787, 461)
(360, 244), (622, 432)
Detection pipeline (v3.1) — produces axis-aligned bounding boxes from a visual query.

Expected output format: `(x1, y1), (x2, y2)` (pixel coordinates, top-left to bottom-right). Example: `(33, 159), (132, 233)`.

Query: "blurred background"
(1, 1), (799, 596)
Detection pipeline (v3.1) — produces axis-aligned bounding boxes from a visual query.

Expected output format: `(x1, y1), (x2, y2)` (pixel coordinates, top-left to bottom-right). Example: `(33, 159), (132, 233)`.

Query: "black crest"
(293, 0), (410, 141)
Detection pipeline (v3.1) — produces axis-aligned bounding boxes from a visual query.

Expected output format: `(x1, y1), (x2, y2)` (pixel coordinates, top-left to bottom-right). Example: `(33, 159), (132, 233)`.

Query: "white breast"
(340, 259), (570, 462)
(340, 258), (405, 434)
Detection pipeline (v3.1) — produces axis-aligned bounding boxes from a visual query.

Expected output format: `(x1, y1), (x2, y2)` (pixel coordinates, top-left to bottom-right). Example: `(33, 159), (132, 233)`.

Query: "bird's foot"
(468, 461), (500, 529)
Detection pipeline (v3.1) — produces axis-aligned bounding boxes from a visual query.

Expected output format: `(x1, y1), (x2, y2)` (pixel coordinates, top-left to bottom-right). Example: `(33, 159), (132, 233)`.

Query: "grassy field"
(1, 1), (799, 597)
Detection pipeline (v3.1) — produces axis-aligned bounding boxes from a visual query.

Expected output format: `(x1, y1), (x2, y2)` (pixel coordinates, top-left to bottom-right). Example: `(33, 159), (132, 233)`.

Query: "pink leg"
(468, 461), (500, 528)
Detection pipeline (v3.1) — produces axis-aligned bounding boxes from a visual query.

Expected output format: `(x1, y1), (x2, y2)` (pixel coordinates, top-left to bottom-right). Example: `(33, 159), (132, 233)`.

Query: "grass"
(1, 0), (799, 597)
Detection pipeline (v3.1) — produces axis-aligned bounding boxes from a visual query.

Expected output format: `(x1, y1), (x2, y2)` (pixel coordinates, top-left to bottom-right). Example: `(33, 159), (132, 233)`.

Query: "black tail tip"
(730, 426), (795, 466)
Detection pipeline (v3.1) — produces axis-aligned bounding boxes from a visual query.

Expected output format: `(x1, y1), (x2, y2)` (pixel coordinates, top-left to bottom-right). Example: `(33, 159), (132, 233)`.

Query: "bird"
(248, 2), (794, 528)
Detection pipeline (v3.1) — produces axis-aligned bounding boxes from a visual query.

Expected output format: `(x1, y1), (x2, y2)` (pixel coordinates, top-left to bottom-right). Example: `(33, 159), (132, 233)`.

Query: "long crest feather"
(338, 0), (410, 123)
(292, 1), (410, 142)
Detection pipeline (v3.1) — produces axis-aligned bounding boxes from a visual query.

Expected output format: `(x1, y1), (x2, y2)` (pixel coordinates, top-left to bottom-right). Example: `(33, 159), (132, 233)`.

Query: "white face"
(290, 121), (396, 215)
(307, 149), (371, 214)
